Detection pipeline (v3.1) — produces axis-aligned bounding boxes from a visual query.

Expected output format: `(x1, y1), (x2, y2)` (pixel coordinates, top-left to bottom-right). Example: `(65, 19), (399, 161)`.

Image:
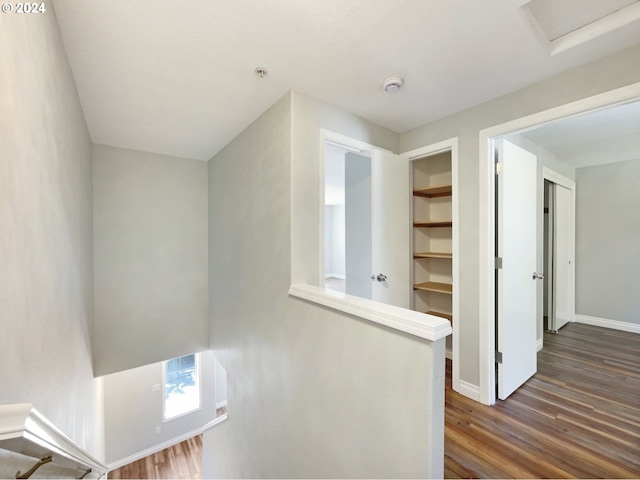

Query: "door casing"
(319, 130), (410, 307)
(478, 82), (640, 406)
(401, 138), (461, 397)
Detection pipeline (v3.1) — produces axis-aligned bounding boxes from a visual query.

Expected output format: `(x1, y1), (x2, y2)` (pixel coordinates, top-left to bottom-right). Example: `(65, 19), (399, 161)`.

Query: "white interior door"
(371, 150), (410, 308)
(497, 139), (538, 400)
(553, 184), (572, 330)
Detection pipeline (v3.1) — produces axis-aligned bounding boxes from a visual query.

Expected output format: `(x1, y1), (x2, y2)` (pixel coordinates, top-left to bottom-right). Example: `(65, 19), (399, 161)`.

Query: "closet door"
(553, 184), (572, 330)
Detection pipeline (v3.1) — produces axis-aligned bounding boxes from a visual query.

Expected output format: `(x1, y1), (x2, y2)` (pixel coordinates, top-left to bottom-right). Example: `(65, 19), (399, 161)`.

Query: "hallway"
(445, 323), (640, 478)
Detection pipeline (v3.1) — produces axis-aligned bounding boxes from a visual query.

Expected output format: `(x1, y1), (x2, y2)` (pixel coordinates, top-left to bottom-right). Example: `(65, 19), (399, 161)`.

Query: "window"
(163, 353), (201, 421)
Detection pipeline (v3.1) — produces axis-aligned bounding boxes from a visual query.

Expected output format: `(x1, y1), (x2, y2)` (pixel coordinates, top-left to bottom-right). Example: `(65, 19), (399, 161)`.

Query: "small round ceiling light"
(383, 76), (404, 93)
(255, 67), (268, 78)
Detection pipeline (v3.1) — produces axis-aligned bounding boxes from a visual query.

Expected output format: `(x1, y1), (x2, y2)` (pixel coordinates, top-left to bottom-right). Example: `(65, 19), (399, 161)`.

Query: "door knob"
(532, 272), (545, 280)
(370, 273), (387, 282)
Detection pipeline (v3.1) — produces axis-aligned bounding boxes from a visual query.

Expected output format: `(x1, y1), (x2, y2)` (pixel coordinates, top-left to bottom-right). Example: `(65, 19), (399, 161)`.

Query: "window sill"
(288, 284), (452, 342)
(162, 405), (202, 423)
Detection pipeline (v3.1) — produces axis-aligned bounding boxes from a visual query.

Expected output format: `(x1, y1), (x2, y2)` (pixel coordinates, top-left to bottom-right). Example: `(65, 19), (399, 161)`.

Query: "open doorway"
(323, 141), (373, 297)
(543, 175), (575, 334)
(478, 83), (640, 405)
(320, 131), (411, 308)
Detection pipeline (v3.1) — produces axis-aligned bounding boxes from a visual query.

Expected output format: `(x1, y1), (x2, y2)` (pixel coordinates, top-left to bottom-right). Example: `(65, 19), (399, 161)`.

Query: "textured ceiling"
(50, 0), (640, 160)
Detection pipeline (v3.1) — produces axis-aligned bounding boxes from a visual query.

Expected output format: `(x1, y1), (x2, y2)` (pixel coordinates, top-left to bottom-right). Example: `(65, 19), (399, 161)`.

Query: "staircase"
(0, 404), (108, 479)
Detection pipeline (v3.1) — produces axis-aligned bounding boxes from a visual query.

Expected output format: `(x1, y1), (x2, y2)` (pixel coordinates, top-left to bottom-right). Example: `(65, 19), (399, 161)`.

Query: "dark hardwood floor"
(445, 322), (640, 478)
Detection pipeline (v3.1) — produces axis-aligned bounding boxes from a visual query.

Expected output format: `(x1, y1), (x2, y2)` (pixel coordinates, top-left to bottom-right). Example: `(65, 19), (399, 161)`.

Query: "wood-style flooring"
(108, 324), (638, 479)
(445, 322), (640, 478)
(108, 435), (202, 479)
(107, 408), (227, 479)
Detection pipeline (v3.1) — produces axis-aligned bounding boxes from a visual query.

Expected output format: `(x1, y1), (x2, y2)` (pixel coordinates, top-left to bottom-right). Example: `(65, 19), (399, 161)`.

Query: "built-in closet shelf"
(413, 221), (453, 228)
(413, 281), (453, 295)
(413, 185), (452, 198)
(426, 310), (453, 323)
(413, 252), (453, 259)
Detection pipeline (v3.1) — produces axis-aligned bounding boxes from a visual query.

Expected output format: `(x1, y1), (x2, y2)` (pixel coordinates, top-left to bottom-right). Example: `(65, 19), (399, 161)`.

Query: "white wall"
(324, 204), (345, 277)
(291, 93), (399, 286)
(344, 152), (373, 299)
(0, 0), (100, 457)
(214, 358), (228, 409)
(93, 145), (209, 375)
(575, 158), (640, 325)
(400, 43), (640, 388)
(204, 92), (445, 478)
(103, 350), (217, 465)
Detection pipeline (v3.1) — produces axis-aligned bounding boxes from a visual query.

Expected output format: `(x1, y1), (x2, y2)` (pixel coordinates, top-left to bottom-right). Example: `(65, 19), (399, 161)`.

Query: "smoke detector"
(383, 76), (404, 93)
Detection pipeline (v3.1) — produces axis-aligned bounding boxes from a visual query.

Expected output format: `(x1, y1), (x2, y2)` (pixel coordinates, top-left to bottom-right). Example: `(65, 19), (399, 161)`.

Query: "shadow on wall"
(214, 358), (228, 416)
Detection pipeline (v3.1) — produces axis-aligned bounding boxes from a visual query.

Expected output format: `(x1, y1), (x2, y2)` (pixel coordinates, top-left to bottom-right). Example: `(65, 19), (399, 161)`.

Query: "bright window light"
(163, 353), (201, 421)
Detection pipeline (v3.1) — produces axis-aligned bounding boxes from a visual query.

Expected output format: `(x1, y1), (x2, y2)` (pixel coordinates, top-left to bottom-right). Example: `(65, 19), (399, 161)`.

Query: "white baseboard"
(445, 348), (452, 360)
(574, 314), (640, 334)
(215, 400), (228, 409)
(107, 414), (228, 471)
(325, 273), (345, 279)
(536, 337), (543, 352)
(455, 380), (480, 402)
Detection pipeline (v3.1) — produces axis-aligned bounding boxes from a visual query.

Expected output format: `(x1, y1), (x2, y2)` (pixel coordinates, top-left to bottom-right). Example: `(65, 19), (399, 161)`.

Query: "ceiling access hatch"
(520, 0), (640, 55)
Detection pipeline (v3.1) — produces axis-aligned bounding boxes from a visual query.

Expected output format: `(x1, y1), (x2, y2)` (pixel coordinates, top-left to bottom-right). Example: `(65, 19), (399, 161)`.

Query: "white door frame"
(543, 167), (576, 332)
(318, 129), (389, 289)
(401, 138), (461, 396)
(478, 82), (640, 405)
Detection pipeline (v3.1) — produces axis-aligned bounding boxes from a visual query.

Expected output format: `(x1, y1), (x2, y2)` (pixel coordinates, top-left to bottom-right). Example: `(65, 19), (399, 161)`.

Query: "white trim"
(289, 284), (452, 342)
(478, 81), (640, 406)
(520, 2), (640, 56)
(457, 381), (481, 402)
(325, 139), (361, 153)
(320, 129), (393, 155)
(0, 403), (108, 477)
(518, 5), (552, 55)
(536, 337), (543, 352)
(324, 273), (345, 280)
(445, 349), (452, 360)
(575, 314), (640, 334)
(550, 2), (640, 55)
(107, 414), (228, 471)
(318, 130), (391, 288)
(542, 167), (573, 190)
(401, 137), (460, 394)
(215, 400), (228, 410)
(402, 138), (457, 161)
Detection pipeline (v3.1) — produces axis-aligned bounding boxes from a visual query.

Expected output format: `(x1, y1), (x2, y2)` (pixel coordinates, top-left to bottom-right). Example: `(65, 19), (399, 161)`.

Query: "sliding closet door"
(553, 184), (572, 330)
